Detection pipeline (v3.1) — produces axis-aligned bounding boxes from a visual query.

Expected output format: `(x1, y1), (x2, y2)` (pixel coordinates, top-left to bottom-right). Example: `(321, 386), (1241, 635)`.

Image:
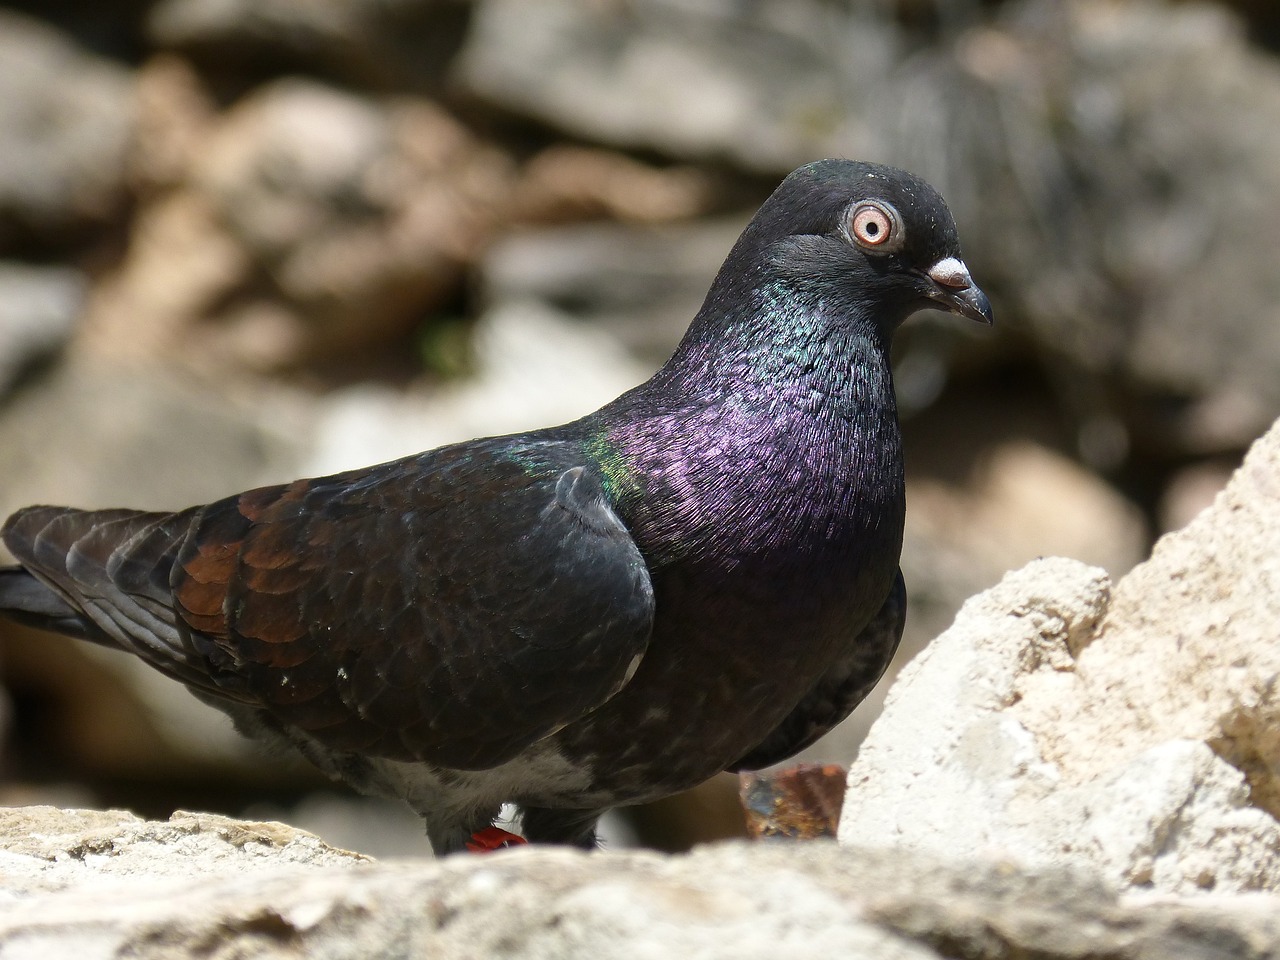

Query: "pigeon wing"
(3, 439), (655, 770)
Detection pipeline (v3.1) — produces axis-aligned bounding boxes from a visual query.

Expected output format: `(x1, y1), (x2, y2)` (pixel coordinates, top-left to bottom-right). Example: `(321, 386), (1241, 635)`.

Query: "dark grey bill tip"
(926, 257), (994, 325)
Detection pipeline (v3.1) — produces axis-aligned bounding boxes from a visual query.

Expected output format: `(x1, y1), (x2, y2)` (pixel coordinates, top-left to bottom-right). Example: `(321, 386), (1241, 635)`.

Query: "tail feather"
(1, 504), (221, 690)
(0, 567), (97, 641)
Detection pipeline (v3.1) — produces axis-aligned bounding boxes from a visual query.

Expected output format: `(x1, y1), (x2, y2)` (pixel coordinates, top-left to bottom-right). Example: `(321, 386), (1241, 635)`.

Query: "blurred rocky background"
(0, 0), (1276, 856)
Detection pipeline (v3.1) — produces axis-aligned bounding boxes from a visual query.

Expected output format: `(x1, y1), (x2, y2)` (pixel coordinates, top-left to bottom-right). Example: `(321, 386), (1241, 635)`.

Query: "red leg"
(465, 826), (528, 853)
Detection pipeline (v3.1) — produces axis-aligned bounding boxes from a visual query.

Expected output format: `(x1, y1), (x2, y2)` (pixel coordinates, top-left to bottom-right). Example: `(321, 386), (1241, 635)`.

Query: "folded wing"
(1, 438), (655, 770)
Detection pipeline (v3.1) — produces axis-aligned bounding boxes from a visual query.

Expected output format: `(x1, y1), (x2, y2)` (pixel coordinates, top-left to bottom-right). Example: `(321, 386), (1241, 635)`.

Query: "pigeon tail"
(0, 504), (225, 690)
(0, 567), (96, 640)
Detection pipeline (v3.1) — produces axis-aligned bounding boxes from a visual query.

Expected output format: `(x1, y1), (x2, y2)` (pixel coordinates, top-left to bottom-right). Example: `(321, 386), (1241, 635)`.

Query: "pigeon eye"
(847, 200), (903, 253)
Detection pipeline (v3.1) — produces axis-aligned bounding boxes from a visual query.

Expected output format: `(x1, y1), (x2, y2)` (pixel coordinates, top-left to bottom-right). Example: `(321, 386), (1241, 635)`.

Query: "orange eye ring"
(847, 200), (903, 253)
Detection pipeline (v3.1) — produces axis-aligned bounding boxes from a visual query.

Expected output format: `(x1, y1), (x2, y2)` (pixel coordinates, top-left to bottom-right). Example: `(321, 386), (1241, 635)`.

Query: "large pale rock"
(841, 418), (1280, 894)
(0, 807), (365, 899)
(3, 809), (1280, 958)
(1018, 418), (1280, 819)
(803, 437), (1147, 770)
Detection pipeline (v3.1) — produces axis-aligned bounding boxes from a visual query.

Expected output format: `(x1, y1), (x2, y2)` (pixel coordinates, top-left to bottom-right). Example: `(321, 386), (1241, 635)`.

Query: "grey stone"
(456, 0), (900, 173)
(148, 0), (473, 92)
(0, 12), (134, 251)
(0, 264), (86, 396)
(2, 811), (1280, 958)
(0, 807), (365, 899)
(479, 219), (744, 366)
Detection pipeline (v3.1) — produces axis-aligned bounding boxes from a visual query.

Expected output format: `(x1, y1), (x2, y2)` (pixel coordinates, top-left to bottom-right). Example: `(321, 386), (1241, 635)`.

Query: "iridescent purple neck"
(595, 286), (905, 574)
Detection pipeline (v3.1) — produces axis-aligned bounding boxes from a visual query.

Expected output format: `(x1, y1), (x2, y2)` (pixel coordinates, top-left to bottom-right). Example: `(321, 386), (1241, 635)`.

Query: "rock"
(0, 359), (303, 524)
(455, 0), (901, 172)
(460, 0), (1280, 457)
(0, 11), (135, 253)
(479, 218), (744, 366)
(840, 417), (1280, 894)
(1157, 459), (1235, 535)
(0, 359), (308, 782)
(1023, 415), (1280, 822)
(147, 0), (473, 93)
(903, 438), (1147, 643)
(0, 264), (86, 396)
(128, 54), (222, 194)
(925, 1), (1280, 457)
(2, 814), (1280, 958)
(0, 807), (365, 899)
(85, 76), (514, 374)
(511, 146), (713, 226)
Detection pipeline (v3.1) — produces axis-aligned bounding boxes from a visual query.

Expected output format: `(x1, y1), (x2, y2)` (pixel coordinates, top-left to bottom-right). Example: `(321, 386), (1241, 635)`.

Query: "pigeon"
(0, 159), (992, 854)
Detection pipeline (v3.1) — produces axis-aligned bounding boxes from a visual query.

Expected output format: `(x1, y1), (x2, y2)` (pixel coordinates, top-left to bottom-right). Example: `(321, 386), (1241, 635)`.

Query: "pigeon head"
(718, 159), (993, 331)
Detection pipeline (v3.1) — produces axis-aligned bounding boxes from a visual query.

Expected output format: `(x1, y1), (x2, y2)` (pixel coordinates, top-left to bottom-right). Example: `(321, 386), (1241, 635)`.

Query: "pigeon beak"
(924, 257), (994, 325)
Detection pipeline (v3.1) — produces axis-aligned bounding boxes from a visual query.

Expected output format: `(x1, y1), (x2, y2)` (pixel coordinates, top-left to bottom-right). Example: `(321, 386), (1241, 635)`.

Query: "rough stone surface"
(841, 418), (1280, 894)
(0, 807), (365, 899)
(1018, 413), (1280, 820)
(1, 816), (1280, 958)
(803, 436), (1147, 769)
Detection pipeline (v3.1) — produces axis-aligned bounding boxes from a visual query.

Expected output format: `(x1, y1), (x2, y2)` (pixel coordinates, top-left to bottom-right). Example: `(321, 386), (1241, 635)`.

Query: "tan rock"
(85, 78), (515, 374)
(512, 146), (712, 224)
(909, 440), (1148, 582)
